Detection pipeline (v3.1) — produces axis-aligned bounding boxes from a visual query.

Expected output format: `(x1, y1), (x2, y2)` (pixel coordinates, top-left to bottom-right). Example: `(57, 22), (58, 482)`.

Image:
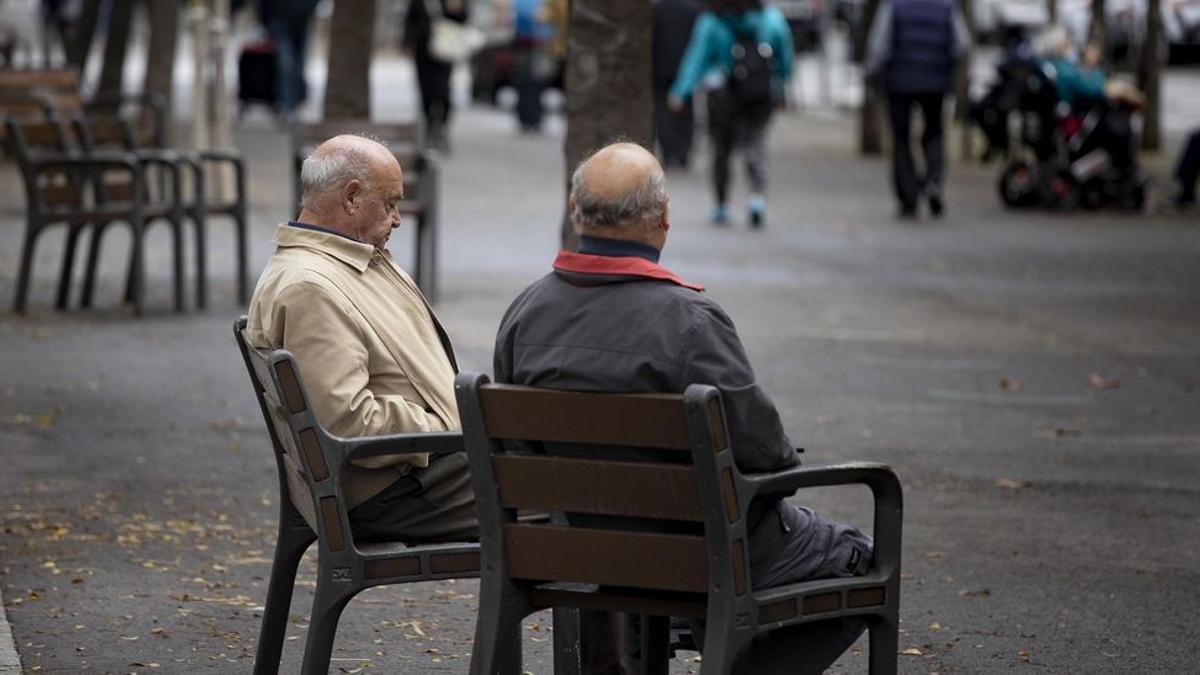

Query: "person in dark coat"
(1173, 128), (1200, 208)
(494, 142), (874, 674)
(653, 0), (702, 169)
(259, 0), (320, 117)
(866, 0), (970, 218)
(404, 0), (469, 152)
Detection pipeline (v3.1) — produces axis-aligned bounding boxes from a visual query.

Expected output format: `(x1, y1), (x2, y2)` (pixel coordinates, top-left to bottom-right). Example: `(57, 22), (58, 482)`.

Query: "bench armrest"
(341, 431), (463, 466)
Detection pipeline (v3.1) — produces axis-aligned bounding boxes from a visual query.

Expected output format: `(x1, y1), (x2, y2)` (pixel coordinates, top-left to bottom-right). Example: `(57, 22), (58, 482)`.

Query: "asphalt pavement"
(1, 69), (1199, 674)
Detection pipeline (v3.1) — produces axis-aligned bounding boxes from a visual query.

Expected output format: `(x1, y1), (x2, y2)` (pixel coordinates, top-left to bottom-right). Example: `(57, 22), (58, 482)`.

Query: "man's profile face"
(354, 156), (405, 249)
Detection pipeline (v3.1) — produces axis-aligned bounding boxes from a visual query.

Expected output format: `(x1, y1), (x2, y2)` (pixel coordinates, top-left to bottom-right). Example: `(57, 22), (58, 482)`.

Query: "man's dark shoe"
(928, 192), (944, 217)
(898, 204), (918, 219)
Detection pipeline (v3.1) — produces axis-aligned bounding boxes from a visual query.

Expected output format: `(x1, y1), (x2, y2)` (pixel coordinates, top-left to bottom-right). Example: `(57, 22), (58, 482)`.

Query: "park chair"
(5, 115), (169, 314)
(455, 372), (904, 675)
(233, 317), (481, 675)
(291, 120), (441, 301)
(70, 113), (188, 312)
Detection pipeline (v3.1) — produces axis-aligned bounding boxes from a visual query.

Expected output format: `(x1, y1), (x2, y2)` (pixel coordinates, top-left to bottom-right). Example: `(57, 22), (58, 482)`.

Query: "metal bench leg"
(235, 205), (249, 305)
(639, 614), (670, 675)
(13, 222), (40, 313)
(170, 217), (184, 312)
(128, 218), (146, 315)
(253, 513), (315, 675)
(551, 607), (581, 675)
(81, 221), (111, 309)
(192, 207), (208, 310)
(55, 225), (85, 310)
(299, 573), (357, 675)
(867, 614), (898, 675)
(470, 580), (527, 675)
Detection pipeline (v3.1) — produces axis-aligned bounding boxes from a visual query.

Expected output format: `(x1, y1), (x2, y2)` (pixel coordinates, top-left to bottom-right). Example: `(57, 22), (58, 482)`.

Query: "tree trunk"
(66, 0), (102, 74)
(1139, 0), (1161, 150)
(561, 0), (654, 250)
(1090, 0), (1107, 53)
(1048, 0), (1058, 22)
(98, 0), (137, 97)
(324, 0), (377, 119)
(956, 0), (974, 161)
(858, 0), (883, 156)
(143, 0), (179, 123)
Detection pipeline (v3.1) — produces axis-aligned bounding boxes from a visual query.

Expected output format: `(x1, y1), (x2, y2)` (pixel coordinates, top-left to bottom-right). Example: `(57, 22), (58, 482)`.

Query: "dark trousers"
(1176, 130), (1200, 201)
(654, 83), (695, 167)
(265, 14), (314, 113)
(415, 48), (454, 146)
(886, 90), (946, 210)
(514, 44), (545, 131)
(347, 453), (478, 545)
(707, 88), (773, 205)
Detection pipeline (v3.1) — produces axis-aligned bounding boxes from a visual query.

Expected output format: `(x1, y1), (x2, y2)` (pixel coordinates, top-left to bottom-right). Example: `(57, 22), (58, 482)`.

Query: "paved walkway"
(1, 72), (1198, 673)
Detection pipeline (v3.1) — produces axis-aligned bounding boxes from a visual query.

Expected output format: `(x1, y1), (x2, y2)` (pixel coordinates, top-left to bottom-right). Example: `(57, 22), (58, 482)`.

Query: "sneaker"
(748, 194), (765, 228)
(711, 204), (729, 225)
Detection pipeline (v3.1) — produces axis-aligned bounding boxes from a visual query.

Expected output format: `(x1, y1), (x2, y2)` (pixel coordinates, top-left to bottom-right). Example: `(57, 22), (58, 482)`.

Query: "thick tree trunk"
(1139, 0), (1161, 150)
(98, 0), (136, 97)
(956, 0), (974, 161)
(561, 0), (654, 250)
(143, 0), (179, 122)
(66, 0), (102, 74)
(324, 0), (376, 119)
(1048, 0), (1058, 22)
(858, 0), (883, 156)
(1090, 0), (1107, 54)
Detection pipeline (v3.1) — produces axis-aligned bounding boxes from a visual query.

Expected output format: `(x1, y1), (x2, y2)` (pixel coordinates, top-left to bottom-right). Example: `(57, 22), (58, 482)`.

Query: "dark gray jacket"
(865, 0), (970, 95)
(493, 250), (799, 475)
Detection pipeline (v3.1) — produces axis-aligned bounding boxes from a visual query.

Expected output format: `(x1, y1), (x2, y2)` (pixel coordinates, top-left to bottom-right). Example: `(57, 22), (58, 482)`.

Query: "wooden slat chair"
(455, 372), (904, 675)
(291, 120), (441, 301)
(5, 116), (159, 314)
(233, 317), (481, 675)
(0, 69), (79, 146)
(71, 113), (188, 312)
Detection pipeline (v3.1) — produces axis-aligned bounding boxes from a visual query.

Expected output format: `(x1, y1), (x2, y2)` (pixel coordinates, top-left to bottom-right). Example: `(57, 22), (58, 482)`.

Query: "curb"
(0, 585), (20, 673)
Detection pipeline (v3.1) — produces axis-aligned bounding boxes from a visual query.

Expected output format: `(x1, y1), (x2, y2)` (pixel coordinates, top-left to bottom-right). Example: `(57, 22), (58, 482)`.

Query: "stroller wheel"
(1040, 170), (1080, 211)
(999, 160), (1039, 208)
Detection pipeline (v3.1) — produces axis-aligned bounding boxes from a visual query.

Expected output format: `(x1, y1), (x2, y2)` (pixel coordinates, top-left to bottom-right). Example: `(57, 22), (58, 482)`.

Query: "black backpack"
(728, 25), (774, 109)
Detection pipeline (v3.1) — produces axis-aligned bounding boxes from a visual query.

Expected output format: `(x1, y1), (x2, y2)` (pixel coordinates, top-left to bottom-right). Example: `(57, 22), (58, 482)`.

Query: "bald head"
(297, 134), (405, 249)
(571, 142), (669, 245)
(300, 134), (400, 210)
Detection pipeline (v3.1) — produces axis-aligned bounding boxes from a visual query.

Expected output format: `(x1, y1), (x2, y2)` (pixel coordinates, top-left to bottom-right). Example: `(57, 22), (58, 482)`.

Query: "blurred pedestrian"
(1174, 129), (1200, 208)
(512, 0), (554, 133)
(668, 0), (793, 228)
(866, 0), (970, 218)
(404, 0), (470, 152)
(259, 0), (320, 121)
(653, 0), (702, 169)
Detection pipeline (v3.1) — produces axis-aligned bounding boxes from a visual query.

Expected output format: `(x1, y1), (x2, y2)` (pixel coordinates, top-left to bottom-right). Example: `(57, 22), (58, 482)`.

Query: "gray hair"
(570, 162), (668, 232)
(299, 136), (378, 209)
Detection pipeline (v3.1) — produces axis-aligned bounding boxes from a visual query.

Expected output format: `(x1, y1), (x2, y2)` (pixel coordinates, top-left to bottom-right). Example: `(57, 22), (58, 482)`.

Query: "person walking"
(258, 0), (321, 121)
(403, 0), (470, 152)
(512, 0), (554, 133)
(668, 0), (793, 228)
(865, 0), (970, 218)
(653, 0), (702, 169)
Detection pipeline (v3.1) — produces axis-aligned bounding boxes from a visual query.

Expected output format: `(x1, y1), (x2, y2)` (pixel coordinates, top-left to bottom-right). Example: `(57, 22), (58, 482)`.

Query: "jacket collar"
(552, 250), (704, 292)
(273, 222), (374, 273)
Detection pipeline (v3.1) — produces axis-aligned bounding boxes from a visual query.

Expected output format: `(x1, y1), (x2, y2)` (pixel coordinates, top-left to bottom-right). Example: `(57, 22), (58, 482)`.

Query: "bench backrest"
(456, 373), (747, 603)
(0, 69), (81, 119)
(5, 116), (85, 212)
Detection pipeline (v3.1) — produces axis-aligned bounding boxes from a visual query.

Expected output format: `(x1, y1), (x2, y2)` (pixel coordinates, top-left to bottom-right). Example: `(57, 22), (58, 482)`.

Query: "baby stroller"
(978, 56), (1148, 211)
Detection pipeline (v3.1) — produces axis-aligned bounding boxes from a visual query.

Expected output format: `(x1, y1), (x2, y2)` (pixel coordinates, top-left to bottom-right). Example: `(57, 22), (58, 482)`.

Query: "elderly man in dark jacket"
(866, 0), (970, 218)
(493, 142), (874, 674)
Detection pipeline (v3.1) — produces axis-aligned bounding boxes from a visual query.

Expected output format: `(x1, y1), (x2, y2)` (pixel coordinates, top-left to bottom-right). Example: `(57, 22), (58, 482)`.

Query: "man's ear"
(342, 179), (363, 214)
(660, 199), (670, 232)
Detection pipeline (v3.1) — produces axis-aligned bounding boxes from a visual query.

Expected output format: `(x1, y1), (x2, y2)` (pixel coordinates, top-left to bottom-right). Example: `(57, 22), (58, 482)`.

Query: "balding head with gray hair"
(570, 143), (669, 241)
(300, 134), (392, 210)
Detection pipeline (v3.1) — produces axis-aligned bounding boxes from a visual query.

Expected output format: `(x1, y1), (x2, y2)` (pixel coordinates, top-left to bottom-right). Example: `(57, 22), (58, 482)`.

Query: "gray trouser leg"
(347, 453), (478, 544)
(742, 111), (772, 195)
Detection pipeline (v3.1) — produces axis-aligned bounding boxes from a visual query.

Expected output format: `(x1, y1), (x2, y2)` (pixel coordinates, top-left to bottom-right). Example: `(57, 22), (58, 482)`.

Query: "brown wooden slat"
(296, 121), (420, 145)
(85, 119), (126, 144)
(480, 385), (690, 450)
(40, 184), (77, 207)
(802, 591), (841, 616)
(847, 586), (886, 609)
(732, 538), (747, 596)
(0, 69), (78, 88)
(720, 467), (739, 523)
(531, 583), (707, 619)
(274, 360), (306, 415)
(363, 556), (421, 579)
(320, 497), (345, 552)
(493, 455), (703, 521)
(757, 598), (797, 625)
(99, 180), (133, 201)
(503, 523), (707, 593)
(707, 397), (728, 451)
(21, 122), (62, 147)
(429, 551), (480, 574)
(298, 428), (329, 482)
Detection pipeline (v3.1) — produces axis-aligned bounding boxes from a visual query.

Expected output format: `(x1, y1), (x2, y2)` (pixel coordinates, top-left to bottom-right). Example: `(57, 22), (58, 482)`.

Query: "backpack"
(728, 23), (774, 109)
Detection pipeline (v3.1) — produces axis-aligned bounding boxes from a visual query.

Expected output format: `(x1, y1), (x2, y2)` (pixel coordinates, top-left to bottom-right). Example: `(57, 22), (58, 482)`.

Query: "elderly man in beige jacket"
(246, 135), (475, 543)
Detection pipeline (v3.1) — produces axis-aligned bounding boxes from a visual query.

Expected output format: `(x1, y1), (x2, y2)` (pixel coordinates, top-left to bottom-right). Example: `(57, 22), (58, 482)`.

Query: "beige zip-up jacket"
(246, 224), (459, 523)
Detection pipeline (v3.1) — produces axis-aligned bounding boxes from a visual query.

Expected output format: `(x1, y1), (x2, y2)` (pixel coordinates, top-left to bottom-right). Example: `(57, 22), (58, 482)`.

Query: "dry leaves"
(994, 477), (1030, 490)
(1089, 373), (1121, 390)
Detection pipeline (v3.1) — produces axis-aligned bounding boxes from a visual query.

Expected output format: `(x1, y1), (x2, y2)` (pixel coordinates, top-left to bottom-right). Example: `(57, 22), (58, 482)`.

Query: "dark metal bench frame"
(291, 120), (441, 301)
(233, 317), (480, 675)
(455, 371), (904, 674)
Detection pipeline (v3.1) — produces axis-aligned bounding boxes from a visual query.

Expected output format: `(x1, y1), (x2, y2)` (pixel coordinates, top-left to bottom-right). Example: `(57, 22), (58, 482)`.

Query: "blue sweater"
(668, 8), (794, 102)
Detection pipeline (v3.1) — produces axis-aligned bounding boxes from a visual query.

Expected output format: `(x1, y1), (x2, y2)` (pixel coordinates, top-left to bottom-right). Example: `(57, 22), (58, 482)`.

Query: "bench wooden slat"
(0, 69), (78, 88)
(480, 385), (691, 450)
(503, 523), (708, 593)
(40, 183), (78, 207)
(493, 455), (703, 521)
(530, 582), (708, 619)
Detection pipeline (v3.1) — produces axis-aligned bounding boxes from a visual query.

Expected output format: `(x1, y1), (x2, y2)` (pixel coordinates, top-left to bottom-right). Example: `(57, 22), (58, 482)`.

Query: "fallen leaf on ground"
(1089, 373), (1121, 390)
(959, 589), (991, 597)
(999, 378), (1024, 392)
(994, 478), (1030, 490)
(901, 648), (923, 656)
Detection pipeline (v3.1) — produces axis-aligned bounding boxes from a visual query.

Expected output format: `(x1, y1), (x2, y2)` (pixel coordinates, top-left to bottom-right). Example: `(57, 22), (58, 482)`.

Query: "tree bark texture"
(858, 0), (883, 155)
(1090, 0), (1107, 54)
(324, 0), (377, 119)
(561, 0), (654, 250)
(97, 0), (136, 97)
(66, 0), (102, 74)
(143, 0), (179, 123)
(1139, 0), (1161, 150)
(956, 0), (974, 160)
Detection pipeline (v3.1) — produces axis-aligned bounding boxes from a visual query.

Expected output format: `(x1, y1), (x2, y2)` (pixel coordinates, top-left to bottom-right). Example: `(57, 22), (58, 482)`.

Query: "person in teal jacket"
(668, 0), (793, 227)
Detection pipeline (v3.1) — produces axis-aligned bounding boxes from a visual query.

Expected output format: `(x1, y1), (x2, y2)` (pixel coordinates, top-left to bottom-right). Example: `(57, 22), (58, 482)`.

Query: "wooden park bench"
(292, 120), (442, 302)
(234, 317), (480, 675)
(455, 372), (905, 674)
